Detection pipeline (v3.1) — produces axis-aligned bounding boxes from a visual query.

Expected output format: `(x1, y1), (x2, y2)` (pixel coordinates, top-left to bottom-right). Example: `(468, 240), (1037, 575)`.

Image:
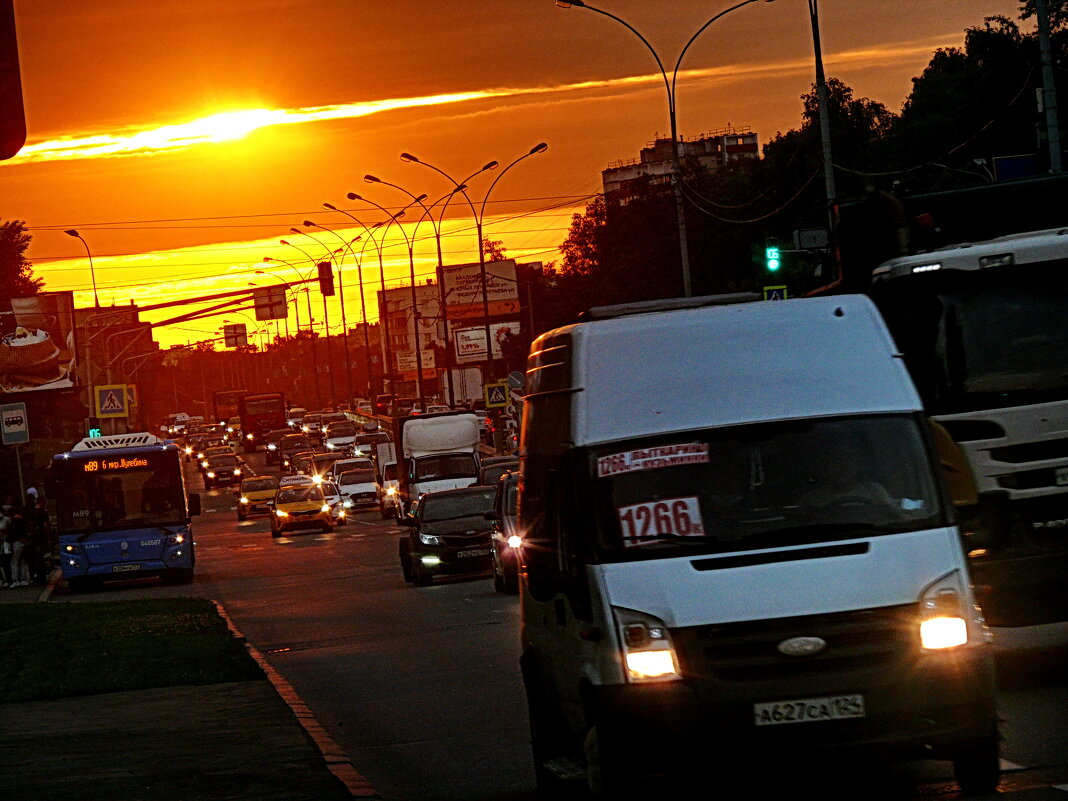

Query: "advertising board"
(0, 290), (78, 394)
(442, 260), (519, 320)
(453, 321), (520, 364)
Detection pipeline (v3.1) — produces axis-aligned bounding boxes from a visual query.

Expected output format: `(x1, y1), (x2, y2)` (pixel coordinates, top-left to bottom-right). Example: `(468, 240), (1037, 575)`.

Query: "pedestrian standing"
(0, 505), (13, 587)
(7, 505), (30, 587)
(27, 495), (53, 584)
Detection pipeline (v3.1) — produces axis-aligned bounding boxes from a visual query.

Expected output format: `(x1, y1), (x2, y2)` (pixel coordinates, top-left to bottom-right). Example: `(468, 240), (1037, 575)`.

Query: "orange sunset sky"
(5, 0), (1018, 349)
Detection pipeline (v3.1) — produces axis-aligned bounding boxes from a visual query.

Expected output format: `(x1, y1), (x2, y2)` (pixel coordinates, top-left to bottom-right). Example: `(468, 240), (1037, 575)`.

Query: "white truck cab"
(518, 295), (998, 797)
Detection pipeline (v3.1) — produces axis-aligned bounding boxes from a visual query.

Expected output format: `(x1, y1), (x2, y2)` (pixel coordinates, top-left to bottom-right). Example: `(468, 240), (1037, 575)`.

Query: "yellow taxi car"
(270, 483), (333, 538)
(236, 475), (280, 521)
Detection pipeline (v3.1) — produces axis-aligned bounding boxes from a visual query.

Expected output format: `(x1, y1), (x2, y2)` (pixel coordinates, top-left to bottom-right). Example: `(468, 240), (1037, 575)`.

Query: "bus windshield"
(588, 414), (946, 561)
(55, 452), (187, 531)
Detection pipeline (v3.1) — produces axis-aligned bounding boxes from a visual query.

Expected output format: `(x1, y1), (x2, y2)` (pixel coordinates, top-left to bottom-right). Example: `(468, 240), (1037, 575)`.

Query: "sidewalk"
(0, 574), (377, 801)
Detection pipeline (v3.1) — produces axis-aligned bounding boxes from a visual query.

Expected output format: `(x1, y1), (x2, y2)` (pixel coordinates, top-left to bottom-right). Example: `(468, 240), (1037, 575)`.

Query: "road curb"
(213, 600), (379, 799)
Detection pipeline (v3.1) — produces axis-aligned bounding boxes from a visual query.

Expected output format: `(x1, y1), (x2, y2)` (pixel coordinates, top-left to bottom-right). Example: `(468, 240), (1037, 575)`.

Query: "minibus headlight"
(613, 607), (680, 683)
(919, 572), (970, 650)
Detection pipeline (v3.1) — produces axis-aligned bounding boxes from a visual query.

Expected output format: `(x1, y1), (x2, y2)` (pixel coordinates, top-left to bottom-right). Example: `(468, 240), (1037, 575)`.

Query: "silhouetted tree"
(0, 220), (43, 299)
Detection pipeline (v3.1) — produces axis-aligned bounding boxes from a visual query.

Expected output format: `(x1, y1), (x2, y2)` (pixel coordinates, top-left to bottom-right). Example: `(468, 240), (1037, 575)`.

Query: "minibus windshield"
(590, 414), (946, 560)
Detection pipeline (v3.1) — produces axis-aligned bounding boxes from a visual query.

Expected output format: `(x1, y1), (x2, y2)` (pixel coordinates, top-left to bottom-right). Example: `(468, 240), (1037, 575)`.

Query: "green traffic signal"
(765, 244), (781, 272)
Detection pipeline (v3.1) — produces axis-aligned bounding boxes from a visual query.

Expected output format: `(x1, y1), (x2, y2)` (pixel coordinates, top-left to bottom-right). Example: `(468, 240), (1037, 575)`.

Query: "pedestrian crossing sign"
(95, 384), (129, 418)
(763, 285), (788, 301)
(484, 381), (509, 409)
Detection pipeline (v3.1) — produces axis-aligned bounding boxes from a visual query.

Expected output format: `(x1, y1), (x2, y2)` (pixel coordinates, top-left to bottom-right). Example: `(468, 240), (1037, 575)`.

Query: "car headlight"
(246, 433), (254, 440)
(342, 499), (353, 508)
(206, 471), (216, 478)
(326, 442), (336, 449)
(614, 607), (680, 683)
(184, 447), (192, 454)
(302, 426), (310, 432)
(268, 444), (277, 450)
(240, 496), (249, 504)
(275, 509), (289, 518)
(918, 571), (976, 650)
(386, 486), (397, 496)
(507, 534), (523, 549)
(321, 504), (331, 513)
(419, 533), (444, 546)
(233, 468), (242, 475)
(312, 475), (323, 484)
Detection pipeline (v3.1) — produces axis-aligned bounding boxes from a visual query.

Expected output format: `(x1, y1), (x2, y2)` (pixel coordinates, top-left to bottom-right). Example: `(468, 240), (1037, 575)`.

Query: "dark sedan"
(398, 486), (497, 586)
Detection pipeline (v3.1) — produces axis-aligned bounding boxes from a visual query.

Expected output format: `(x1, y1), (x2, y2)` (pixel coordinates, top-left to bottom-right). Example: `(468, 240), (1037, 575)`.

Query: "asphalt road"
(47, 450), (1068, 801)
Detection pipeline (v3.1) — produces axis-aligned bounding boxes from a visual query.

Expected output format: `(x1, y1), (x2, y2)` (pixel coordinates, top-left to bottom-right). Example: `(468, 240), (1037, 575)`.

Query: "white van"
(518, 295), (998, 797)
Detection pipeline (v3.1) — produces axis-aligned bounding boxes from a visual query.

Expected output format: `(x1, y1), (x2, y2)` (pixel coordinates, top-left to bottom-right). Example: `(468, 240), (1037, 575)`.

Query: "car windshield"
(339, 469), (376, 485)
(327, 423), (357, 437)
(422, 489), (497, 522)
(588, 414), (945, 561)
(243, 478), (278, 492)
(321, 482), (339, 496)
(209, 456), (239, 468)
(480, 463), (517, 486)
(413, 453), (478, 482)
(278, 487), (323, 503)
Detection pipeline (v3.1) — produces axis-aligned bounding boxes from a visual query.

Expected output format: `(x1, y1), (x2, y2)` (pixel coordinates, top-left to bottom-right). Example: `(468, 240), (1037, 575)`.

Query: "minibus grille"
(673, 605), (916, 684)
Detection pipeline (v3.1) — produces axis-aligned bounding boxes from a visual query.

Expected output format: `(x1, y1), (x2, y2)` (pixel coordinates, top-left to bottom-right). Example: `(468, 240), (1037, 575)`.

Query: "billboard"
(0, 291), (78, 394)
(453, 321), (521, 364)
(442, 260), (520, 321)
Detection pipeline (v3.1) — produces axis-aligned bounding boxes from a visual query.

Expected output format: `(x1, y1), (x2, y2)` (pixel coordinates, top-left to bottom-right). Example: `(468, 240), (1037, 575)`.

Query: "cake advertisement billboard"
(0, 291), (78, 394)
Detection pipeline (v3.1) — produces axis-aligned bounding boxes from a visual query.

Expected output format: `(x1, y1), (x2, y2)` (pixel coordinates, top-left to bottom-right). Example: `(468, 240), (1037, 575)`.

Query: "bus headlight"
(613, 607), (680, 683)
(919, 572), (970, 650)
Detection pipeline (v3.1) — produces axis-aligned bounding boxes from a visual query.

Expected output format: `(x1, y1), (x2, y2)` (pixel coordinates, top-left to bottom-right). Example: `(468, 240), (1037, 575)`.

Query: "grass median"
(0, 598), (264, 703)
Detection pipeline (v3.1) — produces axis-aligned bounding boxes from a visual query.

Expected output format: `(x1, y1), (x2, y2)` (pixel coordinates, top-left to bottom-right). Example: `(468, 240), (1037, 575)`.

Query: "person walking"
(27, 494), (53, 584)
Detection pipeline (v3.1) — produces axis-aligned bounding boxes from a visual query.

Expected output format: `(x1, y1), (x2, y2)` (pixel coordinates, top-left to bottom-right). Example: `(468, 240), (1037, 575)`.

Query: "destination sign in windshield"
(81, 456), (151, 473)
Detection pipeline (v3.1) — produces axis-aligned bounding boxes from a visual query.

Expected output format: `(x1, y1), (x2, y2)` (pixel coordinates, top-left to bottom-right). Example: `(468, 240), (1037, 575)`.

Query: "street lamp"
(323, 203), (392, 397)
(351, 187), (430, 410)
(64, 229), (100, 307)
(360, 176), (471, 407)
(289, 228), (338, 406)
(401, 145), (546, 382)
(271, 248), (323, 409)
(305, 220), (374, 404)
(555, 0), (774, 297)
(343, 193), (429, 397)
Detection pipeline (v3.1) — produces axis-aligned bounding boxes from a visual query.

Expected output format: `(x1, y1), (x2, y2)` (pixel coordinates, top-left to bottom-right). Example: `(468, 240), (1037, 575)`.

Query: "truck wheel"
(952, 734), (1000, 796)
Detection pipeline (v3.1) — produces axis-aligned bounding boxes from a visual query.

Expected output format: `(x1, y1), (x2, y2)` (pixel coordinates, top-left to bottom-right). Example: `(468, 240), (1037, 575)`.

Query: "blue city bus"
(52, 432), (201, 591)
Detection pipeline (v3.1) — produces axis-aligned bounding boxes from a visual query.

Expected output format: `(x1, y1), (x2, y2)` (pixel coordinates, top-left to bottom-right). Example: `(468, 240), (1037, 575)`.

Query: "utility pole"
(1035, 0), (1062, 173)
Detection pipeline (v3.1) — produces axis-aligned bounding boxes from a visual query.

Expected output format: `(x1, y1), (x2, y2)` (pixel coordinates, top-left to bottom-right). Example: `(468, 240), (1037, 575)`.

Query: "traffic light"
(764, 239), (781, 272)
(317, 261), (335, 296)
(87, 417), (101, 437)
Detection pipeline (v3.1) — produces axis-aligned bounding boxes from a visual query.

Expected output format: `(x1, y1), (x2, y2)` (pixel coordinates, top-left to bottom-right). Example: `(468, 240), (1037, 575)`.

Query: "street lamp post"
(344, 193), (433, 401)
(303, 220), (360, 407)
(361, 176), (470, 407)
(556, 0), (773, 297)
(350, 189), (430, 410)
(271, 248), (322, 409)
(289, 228), (338, 407)
(401, 146), (546, 383)
(64, 229), (100, 308)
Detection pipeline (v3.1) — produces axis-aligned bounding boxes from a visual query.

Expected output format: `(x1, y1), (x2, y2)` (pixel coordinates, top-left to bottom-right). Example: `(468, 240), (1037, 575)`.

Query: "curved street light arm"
(672, 0), (767, 99)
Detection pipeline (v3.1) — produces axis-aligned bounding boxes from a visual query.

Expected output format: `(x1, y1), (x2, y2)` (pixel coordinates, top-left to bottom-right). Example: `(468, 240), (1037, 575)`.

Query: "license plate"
(753, 694), (865, 727)
(457, 548), (491, 558)
(1056, 466), (1068, 487)
(112, 564), (142, 573)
